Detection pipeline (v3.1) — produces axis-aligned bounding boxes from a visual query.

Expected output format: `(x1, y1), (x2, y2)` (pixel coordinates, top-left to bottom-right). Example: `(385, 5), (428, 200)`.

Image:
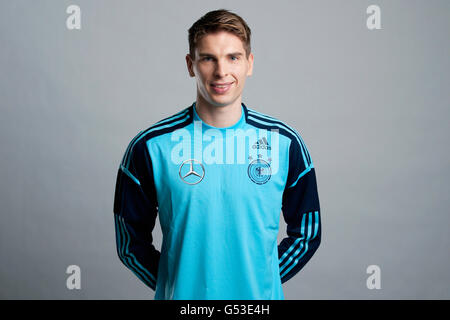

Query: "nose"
(214, 59), (228, 78)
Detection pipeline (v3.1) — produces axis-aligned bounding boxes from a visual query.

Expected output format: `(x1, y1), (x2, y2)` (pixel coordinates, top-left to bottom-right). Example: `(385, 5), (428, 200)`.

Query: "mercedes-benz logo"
(179, 159), (205, 185)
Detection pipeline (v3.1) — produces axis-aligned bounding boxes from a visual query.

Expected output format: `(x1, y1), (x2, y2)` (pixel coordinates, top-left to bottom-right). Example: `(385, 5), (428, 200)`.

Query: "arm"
(278, 133), (321, 284)
(113, 136), (160, 290)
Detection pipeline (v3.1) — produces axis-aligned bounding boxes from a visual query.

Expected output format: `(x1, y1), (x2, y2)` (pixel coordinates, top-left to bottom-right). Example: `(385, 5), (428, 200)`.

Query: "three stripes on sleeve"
(114, 214), (157, 290)
(278, 210), (320, 283)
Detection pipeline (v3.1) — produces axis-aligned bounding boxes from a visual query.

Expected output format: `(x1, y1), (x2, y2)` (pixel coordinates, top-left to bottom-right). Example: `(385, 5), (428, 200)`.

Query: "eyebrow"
(198, 52), (244, 57)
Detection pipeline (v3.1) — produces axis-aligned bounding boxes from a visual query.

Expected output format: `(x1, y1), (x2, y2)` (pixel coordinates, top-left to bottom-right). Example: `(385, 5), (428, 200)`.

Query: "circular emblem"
(179, 159), (205, 185)
(247, 159), (271, 185)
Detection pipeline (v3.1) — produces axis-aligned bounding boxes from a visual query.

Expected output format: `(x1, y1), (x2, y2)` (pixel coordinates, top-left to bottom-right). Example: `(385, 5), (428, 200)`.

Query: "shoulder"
(245, 104), (305, 145)
(245, 104), (313, 165)
(121, 103), (193, 165)
(129, 103), (194, 147)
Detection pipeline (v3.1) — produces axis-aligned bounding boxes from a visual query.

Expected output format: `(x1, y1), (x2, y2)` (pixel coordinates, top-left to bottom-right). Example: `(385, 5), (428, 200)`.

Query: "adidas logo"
(252, 137), (271, 150)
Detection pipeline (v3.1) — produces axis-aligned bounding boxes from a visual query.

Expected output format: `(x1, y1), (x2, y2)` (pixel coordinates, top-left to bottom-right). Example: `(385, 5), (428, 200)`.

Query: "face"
(186, 31), (254, 108)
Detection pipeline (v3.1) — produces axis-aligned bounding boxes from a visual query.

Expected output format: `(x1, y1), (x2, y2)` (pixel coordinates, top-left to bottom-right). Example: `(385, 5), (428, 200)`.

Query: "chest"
(147, 130), (289, 228)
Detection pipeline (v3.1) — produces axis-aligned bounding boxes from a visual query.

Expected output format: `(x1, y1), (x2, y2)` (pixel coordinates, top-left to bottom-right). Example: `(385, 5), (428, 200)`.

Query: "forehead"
(195, 31), (246, 54)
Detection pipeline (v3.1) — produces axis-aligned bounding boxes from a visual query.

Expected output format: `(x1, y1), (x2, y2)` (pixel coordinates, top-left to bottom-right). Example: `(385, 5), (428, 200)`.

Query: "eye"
(202, 57), (213, 61)
(230, 56), (238, 61)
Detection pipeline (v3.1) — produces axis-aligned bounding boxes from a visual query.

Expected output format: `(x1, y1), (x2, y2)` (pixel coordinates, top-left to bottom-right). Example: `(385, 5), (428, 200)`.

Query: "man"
(113, 9), (321, 300)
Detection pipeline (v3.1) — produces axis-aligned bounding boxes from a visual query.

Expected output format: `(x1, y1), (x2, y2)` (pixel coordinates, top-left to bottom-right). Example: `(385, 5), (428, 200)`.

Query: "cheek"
(235, 70), (248, 85)
(197, 66), (213, 81)
(233, 65), (248, 79)
(194, 68), (208, 83)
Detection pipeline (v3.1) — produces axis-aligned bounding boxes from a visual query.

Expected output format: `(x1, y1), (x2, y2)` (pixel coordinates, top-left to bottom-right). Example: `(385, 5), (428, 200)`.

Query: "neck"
(195, 94), (242, 128)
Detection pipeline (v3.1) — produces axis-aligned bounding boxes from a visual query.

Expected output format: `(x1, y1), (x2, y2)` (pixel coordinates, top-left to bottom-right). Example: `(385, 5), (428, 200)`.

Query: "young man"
(113, 9), (321, 300)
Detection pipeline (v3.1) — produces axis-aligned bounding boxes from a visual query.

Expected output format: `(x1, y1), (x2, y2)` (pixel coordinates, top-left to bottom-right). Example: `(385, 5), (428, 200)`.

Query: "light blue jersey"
(113, 102), (321, 299)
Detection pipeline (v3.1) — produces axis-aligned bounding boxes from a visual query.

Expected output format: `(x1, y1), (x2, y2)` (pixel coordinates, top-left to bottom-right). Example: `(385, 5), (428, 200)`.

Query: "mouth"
(210, 82), (234, 94)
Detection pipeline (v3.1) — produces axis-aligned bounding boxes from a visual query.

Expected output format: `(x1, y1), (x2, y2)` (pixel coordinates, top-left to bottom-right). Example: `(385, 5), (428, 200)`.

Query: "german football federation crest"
(247, 158), (271, 185)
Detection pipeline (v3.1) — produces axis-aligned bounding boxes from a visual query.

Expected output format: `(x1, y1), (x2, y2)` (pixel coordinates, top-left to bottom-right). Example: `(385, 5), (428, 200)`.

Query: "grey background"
(0, 0), (449, 299)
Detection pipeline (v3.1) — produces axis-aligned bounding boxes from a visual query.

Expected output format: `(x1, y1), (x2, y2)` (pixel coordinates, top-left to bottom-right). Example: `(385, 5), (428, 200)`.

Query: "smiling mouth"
(211, 82), (234, 88)
(210, 82), (233, 94)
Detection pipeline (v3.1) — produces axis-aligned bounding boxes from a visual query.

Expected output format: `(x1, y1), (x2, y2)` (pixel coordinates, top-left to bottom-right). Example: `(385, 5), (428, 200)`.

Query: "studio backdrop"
(0, 0), (449, 299)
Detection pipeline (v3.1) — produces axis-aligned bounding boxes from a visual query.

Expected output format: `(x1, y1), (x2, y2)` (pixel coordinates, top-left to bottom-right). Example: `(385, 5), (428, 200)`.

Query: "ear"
(246, 52), (254, 76)
(186, 54), (196, 77)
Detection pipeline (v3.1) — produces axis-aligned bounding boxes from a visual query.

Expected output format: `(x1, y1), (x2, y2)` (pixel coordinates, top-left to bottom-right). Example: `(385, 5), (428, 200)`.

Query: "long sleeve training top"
(113, 102), (321, 299)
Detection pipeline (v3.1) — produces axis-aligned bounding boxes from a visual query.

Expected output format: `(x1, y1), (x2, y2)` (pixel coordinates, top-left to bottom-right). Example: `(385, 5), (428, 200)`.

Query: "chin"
(209, 94), (239, 106)
(209, 99), (235, 108)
